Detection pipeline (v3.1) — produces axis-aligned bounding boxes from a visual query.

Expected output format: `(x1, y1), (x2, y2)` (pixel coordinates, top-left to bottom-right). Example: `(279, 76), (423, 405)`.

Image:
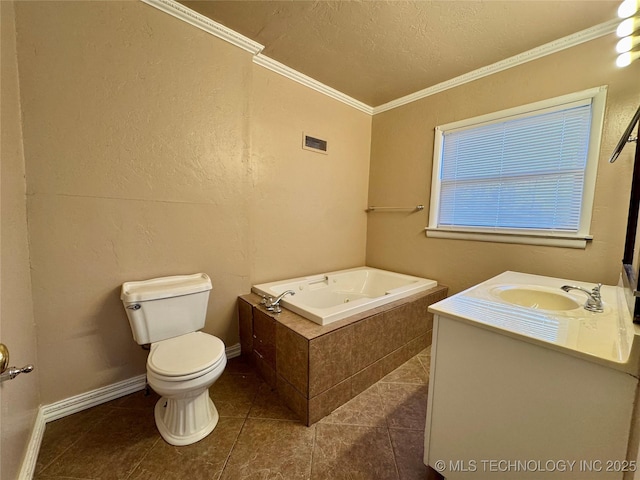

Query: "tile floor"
(35, 347), (432, 480)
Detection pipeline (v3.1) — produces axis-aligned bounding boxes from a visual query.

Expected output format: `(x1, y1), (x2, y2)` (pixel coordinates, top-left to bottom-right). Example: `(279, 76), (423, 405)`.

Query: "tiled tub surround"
(238, 285), (448, 425)
(252, 267), (439, 325)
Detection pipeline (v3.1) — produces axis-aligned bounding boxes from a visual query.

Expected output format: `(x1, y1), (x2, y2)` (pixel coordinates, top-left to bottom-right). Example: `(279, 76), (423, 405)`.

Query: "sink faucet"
(560, 283), (603, 313)
(264, 290), (295, 314)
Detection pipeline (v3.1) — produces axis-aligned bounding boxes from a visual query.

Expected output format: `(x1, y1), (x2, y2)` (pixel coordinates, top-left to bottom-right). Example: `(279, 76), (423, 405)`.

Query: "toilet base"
(153, 389), (219, 446)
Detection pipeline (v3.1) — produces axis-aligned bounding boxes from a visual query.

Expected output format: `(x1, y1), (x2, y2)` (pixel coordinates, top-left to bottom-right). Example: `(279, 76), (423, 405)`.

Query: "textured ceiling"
(180, 1), (619, 107)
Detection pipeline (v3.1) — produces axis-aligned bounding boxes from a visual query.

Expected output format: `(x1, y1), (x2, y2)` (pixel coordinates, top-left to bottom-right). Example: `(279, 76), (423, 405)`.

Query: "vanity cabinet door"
(425, 314), (635, 479)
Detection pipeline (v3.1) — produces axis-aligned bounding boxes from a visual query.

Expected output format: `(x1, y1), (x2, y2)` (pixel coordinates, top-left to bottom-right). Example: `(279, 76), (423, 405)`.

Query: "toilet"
(120, 273), (226, 446)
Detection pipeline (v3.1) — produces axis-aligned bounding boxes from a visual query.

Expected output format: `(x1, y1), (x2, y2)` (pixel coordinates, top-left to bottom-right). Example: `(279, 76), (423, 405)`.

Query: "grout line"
(246, 414), (298, 423)
(373, 380), (392, 433)
(218, 414), (249, 477)
(217, 373), (263, 478)
(388, 425), (426, 432)
(36, 443), (74, 477)
(386, 424), (402, 480)
(124, 437), (162, 480)
(37, 410), (112, 477)
(309, 418), (319, 480)
(378, 380), (429, 386)
(317, 419), (390, 429)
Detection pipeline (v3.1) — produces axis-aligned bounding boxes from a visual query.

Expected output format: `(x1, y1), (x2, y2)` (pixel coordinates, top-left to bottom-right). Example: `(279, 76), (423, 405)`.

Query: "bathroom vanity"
(424, 271), (640, 480)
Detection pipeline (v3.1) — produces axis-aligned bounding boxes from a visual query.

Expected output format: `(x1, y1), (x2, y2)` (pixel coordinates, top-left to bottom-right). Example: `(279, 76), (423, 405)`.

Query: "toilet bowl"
(146, 332), (226, 446)
(121, 273), (227, 446)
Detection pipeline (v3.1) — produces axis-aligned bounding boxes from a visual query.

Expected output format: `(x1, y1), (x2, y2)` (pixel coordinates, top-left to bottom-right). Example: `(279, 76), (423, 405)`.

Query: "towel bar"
(366, 205), (424, 212)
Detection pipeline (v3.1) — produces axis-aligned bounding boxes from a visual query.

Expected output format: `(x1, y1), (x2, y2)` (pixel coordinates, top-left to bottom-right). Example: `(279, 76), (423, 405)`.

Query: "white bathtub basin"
(252, 267), (438, 325)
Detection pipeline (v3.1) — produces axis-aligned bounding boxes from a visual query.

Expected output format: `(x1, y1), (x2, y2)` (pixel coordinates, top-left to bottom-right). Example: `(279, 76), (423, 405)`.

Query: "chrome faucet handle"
(260, 295), (273, 306)
(591, 283), (603, 298)
(269, 304), (282, 314)
(560, 284), (604, 313)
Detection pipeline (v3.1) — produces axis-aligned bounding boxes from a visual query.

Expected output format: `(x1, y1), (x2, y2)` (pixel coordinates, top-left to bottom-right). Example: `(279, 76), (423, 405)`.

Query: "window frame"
(426, 86), (607, 249)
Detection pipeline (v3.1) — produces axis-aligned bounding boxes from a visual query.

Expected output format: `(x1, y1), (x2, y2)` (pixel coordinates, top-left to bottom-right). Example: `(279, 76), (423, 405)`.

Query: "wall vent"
(302, 132), (328, 154)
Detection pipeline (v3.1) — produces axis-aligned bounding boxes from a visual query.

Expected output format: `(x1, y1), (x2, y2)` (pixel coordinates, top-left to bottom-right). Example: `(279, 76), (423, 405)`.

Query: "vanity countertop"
(428, 271), (640, 375)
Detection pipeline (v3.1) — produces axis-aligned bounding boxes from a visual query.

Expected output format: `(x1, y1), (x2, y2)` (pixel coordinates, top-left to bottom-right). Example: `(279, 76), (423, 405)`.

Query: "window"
(427, 87), (607, 248)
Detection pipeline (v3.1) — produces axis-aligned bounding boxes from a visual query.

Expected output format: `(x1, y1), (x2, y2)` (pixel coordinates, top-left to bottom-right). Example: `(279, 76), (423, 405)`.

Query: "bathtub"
(251, 267), (438, 325)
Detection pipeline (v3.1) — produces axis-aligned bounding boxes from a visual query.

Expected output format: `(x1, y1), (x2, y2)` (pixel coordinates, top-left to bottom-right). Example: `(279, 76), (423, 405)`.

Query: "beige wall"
(250, 66), (371, 283)
(13, 1), (371, 405)
(1, 1), (41, 478)
(367, 35), (640, 295)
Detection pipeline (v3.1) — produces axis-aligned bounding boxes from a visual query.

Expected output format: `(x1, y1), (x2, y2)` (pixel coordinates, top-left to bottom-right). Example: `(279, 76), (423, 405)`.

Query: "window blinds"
(437, 101), (593, 232)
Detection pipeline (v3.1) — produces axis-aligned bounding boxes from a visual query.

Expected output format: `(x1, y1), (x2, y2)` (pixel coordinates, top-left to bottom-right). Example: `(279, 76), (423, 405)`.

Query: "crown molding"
(140, 0), (371, 114)
(373, 19), (619, 115)
(140, 0), (618, 117)
(253, 54), (373, 115)
(140, 0), (264, 55)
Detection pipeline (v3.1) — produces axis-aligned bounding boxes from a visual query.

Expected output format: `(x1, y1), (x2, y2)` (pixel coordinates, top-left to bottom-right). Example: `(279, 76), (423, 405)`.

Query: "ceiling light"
(616, 50), (640, 67)
(617, 17), (638, 37)
(615, 0), (640, 66)
(618, 0), (639, 18)
(616, 35), (640, 52)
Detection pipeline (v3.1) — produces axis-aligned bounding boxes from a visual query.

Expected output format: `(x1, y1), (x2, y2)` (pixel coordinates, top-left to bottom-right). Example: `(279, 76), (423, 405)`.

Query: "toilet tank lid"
(121, 273), (212, 302)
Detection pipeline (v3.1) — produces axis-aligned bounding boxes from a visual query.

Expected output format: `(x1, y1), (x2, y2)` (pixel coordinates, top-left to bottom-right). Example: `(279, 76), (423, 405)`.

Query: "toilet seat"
(147, 332), (225, 382)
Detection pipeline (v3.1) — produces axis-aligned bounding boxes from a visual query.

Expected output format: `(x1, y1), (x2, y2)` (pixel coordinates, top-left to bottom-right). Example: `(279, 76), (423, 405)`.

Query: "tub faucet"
(266, 290), (295, 313)
(560, 283), (603, 313)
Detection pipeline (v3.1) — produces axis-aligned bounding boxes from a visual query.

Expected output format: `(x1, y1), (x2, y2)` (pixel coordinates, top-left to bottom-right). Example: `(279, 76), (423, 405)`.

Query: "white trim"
(436, 88), (604, 132)
(139, 0), (372, 114)
(427, 87), (607, 248)
(42, 374), (148, 423)
(425, 228), (590, 249)
(140, 0), (618, 117)
(20, 343), (241, 478)
(41, 343), (241, 422)
(373, 20), (619, 115)
(253, 54), (373, 115)
(140, 0), (264, 55)
(581, 86), (607, 237)
(18, 408), (45, 480)
(226, 342), (242, 359)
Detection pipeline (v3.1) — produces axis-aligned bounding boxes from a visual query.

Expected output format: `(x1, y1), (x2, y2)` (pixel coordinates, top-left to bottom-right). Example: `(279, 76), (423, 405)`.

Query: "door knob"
(0, 344), (8, 374)
(0, 343), (35, 382)
(6, 364), (34, 380)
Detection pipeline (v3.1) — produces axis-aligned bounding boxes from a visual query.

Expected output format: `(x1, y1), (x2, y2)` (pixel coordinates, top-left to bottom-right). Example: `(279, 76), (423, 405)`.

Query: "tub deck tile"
(239, 285), (447, 426)
(240, 285), (447, 341)
(309, 324), (355, 397)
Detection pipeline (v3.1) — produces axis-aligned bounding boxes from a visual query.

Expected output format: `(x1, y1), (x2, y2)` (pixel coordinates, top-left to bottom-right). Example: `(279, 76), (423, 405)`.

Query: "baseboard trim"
(226, 342), (242, 359)
(41, 342), (241, 422)
(42, 374), (147, 423)
(18, 408), (45, 480)
(18, 343), (241, 480)
(21, 342), (241, 478)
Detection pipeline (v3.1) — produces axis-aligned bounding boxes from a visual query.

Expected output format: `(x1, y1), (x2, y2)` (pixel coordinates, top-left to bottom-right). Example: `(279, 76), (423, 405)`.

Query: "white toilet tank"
(121, 273), (212, 345)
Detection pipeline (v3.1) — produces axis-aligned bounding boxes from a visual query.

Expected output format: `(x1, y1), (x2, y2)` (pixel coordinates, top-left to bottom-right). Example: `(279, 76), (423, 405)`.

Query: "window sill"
(424, 228), (592, 249)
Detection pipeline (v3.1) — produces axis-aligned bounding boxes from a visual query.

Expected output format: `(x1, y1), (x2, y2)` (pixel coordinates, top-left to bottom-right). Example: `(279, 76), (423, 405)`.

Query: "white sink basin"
(491, 286), (581, 311)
